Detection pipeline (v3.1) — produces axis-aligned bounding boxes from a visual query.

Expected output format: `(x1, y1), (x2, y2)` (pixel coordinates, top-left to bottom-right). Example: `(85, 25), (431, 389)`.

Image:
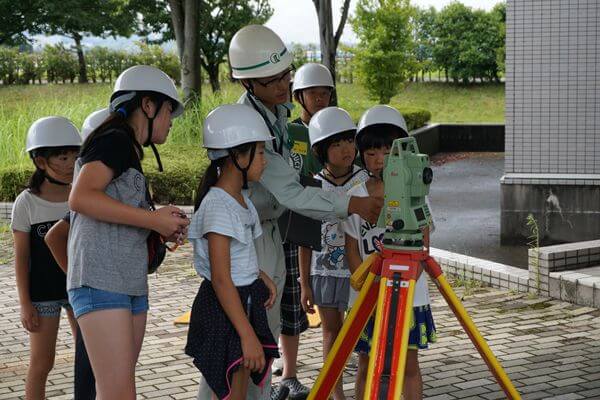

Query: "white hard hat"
(292, 63), (334, 93)
(81, 108), (110, 140)
(26, 116), (82, 153)
(110, 65), (184, 118)
(308, 107), (356, 147)
(356, 105), (408, 139)
(229, 25), (293, 79)
(203, 104), (274, 160)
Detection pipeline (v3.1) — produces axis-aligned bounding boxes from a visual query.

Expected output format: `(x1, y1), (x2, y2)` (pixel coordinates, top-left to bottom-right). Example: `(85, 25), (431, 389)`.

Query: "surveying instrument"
(308, 137), (521, 399)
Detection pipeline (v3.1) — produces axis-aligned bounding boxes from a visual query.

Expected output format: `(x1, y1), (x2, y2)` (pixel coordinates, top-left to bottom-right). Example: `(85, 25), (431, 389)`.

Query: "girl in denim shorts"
(11, 116), (82, 399)
(66, 66), (189, 399)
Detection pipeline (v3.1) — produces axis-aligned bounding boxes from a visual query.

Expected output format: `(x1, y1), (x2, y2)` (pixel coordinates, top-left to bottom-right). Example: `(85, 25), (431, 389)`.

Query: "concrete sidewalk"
(1, 245), (600, 399)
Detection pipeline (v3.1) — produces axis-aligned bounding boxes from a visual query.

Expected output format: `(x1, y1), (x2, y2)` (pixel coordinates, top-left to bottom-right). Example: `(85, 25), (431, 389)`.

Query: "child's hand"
(241, 332), (266, 372)
(301, 287), (315, 314)
(259, 272), (277, 309)
(152, 206), (190, 238)
(20, 302), (39, 332)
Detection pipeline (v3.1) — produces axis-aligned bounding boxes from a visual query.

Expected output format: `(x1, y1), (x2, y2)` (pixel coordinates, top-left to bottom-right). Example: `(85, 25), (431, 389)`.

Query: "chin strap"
(297, 92), (313, 119)
(44, 174), (70, 186)
(141, 100), (165, 172)
(228, 143), (257, 189)
(324, 165), (354, 180)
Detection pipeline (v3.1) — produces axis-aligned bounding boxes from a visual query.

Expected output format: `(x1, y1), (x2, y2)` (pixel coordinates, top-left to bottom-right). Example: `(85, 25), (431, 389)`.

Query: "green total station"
(377, 137), (434, 250)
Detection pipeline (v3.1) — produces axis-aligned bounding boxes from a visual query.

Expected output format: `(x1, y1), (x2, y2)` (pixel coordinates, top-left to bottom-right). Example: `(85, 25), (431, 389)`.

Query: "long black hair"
(194, 142), (256, 211)
(28, 146), (80, 194)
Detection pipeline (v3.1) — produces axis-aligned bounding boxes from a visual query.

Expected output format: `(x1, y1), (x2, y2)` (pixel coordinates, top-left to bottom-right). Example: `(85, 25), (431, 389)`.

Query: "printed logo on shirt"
(35, 222), (53, 238)
(360, 221), (384, 255)
(289, 151), (304, 172)
(134, 173), (143, 192)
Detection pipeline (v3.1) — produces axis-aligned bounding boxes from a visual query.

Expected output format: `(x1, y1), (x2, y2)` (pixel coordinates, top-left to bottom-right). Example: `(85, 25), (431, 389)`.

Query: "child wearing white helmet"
(66, 65), (190, 399)
(184, 104), (280, 400)
(287, 62), (334, 175)
(341, 105), (437, 400)
(11, 116), (81, 399)
(299, 107), (369, 400)
(228, 24), (382, 400)
(45, 107), (110, 400)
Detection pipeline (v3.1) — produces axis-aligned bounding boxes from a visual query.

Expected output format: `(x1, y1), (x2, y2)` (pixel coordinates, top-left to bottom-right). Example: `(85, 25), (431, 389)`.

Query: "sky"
(32, 0), (501, 50)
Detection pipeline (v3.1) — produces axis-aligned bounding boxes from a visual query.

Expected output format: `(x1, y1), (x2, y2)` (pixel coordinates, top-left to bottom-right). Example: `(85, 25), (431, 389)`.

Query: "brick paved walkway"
(1, 243), (600, 399)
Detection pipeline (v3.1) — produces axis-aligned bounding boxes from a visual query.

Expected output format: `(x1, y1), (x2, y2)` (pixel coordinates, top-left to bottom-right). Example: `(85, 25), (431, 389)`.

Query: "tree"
(291, 43), (309, 69)
(168, 0), (201, 103)
(492, 2), (506, 77)
(433, 2), (471, 83)
(352, 0), (416, 104)
(198, 0), (272, 92)
(413, 6), (437, 81)
(0, 0), (40, 46)
(143, 0), (272, 95)
(43, 44), (78, 84)
(25, 0), (140, 84)
(312, 0), (352, 105)
(433, 3), (503, 84)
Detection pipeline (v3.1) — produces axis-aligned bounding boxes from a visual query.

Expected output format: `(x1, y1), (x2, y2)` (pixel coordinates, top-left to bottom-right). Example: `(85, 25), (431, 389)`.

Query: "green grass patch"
(0, 81), (504, 202)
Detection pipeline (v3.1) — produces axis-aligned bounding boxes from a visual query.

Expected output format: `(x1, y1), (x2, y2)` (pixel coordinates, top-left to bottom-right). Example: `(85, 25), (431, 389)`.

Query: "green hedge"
(0, 108), (430, 204)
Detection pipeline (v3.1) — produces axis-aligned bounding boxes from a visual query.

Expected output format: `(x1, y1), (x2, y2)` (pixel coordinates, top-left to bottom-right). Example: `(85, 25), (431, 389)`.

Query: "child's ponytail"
(27, 169), (46, 194)
(194, 158), (224, 211)
(194, 141), (255, 211)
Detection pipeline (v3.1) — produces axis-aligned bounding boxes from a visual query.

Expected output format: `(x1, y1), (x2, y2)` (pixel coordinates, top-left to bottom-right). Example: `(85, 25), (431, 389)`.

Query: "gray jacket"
(238, 92), (349, 222)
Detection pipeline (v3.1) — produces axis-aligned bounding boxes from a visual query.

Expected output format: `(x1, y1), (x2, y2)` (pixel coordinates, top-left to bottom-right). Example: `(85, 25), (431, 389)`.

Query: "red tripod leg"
(367, 256), (419, 400)
(308, 270), (380, 400)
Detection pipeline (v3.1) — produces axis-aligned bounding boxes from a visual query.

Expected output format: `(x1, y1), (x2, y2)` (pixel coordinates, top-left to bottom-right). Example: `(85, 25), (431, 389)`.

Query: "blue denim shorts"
(32, 299), (72, 317)
(68, 286), (149, 318)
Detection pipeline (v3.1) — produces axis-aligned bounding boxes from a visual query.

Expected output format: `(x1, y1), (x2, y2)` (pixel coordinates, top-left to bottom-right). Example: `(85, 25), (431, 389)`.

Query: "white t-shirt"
(11, 190), (70, 302)
(11, 190), (69, 233)
(189, 187), (262, 286)
(310, 166), (369, 278)
(342, 182), (431, 307)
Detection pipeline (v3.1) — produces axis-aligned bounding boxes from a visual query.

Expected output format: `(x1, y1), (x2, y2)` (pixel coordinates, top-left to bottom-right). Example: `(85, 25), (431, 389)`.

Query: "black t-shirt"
(80, 129), (142, 178)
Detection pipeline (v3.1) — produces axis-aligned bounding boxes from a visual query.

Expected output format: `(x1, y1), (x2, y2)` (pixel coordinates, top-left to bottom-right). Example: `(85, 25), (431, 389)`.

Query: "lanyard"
(246, 95), (290, 156)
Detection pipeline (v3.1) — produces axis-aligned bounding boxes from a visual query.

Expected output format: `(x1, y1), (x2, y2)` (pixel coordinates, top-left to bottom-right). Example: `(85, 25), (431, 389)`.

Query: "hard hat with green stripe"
(229, 25), (293, 79)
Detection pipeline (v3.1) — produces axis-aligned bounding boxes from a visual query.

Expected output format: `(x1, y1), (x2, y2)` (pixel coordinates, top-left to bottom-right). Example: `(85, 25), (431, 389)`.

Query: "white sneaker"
(272, 357), (283, 376)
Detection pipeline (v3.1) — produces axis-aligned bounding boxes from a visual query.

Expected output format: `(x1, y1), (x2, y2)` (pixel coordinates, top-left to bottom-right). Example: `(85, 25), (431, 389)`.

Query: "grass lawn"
(0, 81), (504, 171)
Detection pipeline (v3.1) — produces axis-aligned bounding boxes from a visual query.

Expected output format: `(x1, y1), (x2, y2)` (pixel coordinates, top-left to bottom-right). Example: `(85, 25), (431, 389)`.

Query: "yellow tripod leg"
(365, 273), (388, 399)
(391, 279), (415, 400)
(430, 269), (522, 399)
(308, 271), (380, 400)
(351, 253), (378, 291)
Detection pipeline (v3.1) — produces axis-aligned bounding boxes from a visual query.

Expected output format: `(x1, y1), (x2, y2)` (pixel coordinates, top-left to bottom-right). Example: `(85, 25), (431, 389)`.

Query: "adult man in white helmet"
(204, 24), (382, 400)
(269, 63), (336, 398)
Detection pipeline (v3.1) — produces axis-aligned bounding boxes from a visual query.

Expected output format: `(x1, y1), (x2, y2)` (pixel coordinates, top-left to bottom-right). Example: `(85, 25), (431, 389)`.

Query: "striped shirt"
(189, 187), (262, 286)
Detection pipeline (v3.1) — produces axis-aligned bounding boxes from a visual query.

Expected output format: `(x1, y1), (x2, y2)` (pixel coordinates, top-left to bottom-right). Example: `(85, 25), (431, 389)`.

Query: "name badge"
(292, 141), (308, 156)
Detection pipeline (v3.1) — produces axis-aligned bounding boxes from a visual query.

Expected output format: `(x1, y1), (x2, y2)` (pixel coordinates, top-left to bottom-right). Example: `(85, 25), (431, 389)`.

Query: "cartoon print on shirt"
(316, 223), (345, 270)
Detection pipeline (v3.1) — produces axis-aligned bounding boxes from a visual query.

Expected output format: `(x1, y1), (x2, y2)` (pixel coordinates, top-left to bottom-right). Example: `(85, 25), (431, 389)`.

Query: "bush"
(0, 145), (209, 205)
(0, 108), (431, 204)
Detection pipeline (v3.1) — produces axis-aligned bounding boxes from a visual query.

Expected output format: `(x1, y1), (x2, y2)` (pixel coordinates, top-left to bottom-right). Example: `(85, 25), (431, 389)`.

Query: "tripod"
(307, 245), (522, 399)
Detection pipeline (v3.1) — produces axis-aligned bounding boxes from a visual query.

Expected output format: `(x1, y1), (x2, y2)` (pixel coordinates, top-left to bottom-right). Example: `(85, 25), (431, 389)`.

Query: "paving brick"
(1, 241), (599, 400)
